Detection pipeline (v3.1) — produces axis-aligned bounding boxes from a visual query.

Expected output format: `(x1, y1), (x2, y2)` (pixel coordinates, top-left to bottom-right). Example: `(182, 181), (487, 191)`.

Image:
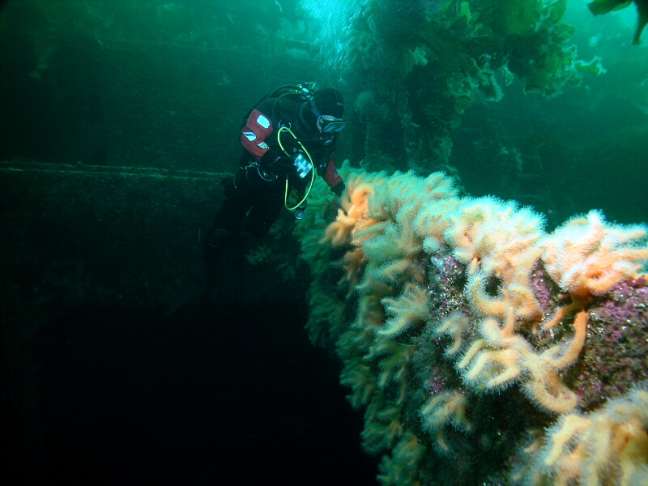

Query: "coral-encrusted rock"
(573, 278), (648, 410)
(427, 253), (467, 319)
(529, 261), (557, 314)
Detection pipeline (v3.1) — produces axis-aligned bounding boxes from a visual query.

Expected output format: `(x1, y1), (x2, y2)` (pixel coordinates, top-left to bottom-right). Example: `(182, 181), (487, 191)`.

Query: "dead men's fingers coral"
(301, 168), (648, 484)
(433, 312), (470, 357)
(540, 414), (592, 481)
(547, 310), (588, 371)
(534, 387), (648, 484)
(420, 391), (472, 455)
(518, 312), (588, 414)
(523, 369), (579, 415)
(542, 211), (648, 298)
(379, 284), (430, 337)
(463, 347), (522, 389)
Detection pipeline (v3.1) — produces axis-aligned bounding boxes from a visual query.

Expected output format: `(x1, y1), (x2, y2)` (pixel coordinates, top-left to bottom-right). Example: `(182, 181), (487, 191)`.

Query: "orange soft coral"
(308, 167), (648, 485)
(542, 210), (648, 299)
(534, 386), (648, 485)
(433, 312), (471, 357)
(420, 390), (472, 455)
(458, 310), (588, 413)
(324, 180), (378, 246)
(379, 283), (430, 337)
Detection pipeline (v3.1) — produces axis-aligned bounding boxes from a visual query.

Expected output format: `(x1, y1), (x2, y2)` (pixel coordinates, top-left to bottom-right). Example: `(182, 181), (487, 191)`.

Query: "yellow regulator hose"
(277, 126), (316, 212)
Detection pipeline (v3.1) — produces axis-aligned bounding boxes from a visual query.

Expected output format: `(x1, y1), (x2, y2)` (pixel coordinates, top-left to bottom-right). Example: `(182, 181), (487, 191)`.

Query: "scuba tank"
(241, 82), (319, 126)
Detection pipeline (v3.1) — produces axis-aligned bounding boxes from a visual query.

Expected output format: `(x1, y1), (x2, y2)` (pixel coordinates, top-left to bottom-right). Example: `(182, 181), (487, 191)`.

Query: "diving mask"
(316, 114), (346, 135)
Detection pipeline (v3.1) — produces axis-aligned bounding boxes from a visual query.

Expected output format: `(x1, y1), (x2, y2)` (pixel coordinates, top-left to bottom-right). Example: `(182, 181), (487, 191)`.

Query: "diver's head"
(303, 88), (346, 142)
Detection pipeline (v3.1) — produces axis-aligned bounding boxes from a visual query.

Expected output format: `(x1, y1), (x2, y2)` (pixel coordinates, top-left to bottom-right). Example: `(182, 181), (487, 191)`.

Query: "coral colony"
(296, 168), (648, 485)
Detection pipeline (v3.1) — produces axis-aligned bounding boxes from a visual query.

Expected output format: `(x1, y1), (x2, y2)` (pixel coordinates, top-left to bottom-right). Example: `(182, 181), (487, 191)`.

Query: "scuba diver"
(204, 82), (347, 301)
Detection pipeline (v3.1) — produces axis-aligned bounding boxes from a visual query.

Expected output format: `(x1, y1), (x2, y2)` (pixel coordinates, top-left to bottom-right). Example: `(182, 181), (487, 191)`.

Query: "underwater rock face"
(575, 277), (648, 410)
(297, 167), (648, 485)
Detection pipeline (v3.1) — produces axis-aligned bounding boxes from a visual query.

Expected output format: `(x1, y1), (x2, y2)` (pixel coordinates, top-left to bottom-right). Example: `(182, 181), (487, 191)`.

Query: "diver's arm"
(315, 146), (345, 196)
(240, 99), (292, 173)
(323, 159), (345, 196)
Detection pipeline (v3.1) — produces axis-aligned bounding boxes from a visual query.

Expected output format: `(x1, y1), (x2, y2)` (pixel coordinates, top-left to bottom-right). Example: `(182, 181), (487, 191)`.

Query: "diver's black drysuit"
(204, 85), (346, 300)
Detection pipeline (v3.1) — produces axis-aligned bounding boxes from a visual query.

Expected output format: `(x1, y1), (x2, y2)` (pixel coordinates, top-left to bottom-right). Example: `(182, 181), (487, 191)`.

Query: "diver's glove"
(332, 180), (345, 197)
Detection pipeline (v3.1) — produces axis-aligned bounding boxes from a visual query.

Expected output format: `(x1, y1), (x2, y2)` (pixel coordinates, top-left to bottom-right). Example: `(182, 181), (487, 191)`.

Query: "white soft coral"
(542, 210), (648, 298)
